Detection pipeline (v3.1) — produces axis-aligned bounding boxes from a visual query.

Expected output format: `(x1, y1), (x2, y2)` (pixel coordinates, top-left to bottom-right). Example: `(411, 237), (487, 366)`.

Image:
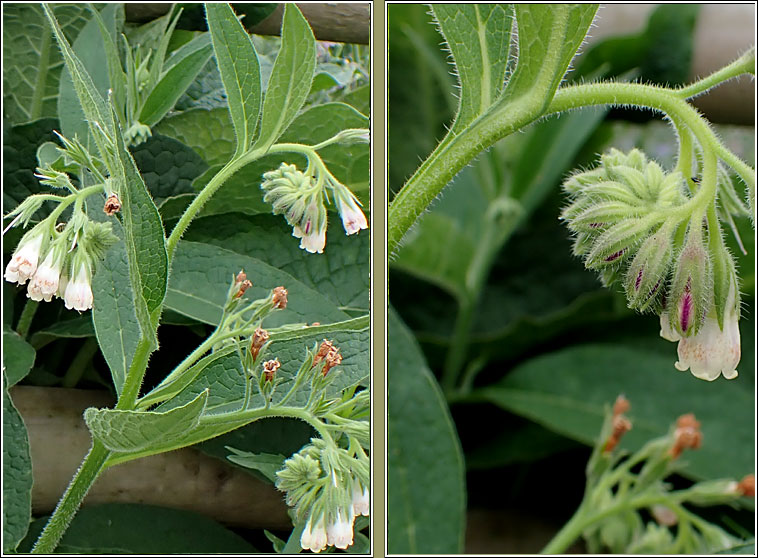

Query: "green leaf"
(499, 5), (598, 106)
(225, 448), (285, 483)
(165, 240), (349, 326)
(479, 344), (754, 481)
(19, 503), (258, 553)
(3, 118), (60, 217)
(2, 4), (91, 125)
(184, 213), (370, 313)
(205, 3), (262, 158)
(3, 328), (36, 387)
(29, 315), (95, 349)
(715, 540), (756, 555)
(111, 117), (169, 327)
(254, 4), (316, 151)
(91, 221), (140, 396)
(3, 376), (33, 553)
(387, 309), (465, 554)
(90, 3), (127, 127)
(431, 5), (512, 134)
(342, 84), (370, 116)
(131, 134), (208, 203)
(54, 3), (122, 153)
(85, 389), (208, 453)
(139, 36), (213, 127)
(154, 107), (236, 166)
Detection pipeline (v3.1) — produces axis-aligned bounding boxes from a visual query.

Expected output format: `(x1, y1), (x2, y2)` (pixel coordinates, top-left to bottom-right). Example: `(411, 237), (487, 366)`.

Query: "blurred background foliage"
(388, 4), (754, 553)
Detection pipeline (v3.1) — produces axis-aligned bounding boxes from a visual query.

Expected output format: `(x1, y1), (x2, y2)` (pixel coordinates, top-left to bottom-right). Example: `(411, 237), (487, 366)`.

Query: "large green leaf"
(91, 222), (140, 396)
(110, 119), (168, 338)
(3, 376), (33, 553)
(387, 309), (465, 554)
(479, 344), (754, 481)
(184, 213), (369, 313)
(130, 134), (208, 203)
(19, 503), (258, 553)
(3, 328), (36, 388)
(205, 3), (261, 158)
(165, 240), (349, 326)
(154, 107), (236, 166)
(254, 4), (316, 151)
(156, 316), (369, 413)
(2, 4), (90, 125)
(85, 389), (208, 453)
(432, 5), (512, 135)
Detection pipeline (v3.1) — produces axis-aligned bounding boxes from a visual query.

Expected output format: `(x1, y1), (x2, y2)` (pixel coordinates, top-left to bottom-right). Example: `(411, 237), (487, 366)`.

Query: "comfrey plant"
(3, 3), (368, 554)
(387, 4), (754, 555)
(543, 396), (755, 554)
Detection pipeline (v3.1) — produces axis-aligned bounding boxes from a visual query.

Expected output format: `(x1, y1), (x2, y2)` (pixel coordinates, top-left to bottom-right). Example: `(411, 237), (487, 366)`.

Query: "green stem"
(541, 492), (671, 554)
(15, 300), (39, 338)
(166, 143), (317, 262)
(674, 48), (755, 100)
(61, 338), (99, 388)
(31, 441), (112, 553)
(116, 336), (154, 410)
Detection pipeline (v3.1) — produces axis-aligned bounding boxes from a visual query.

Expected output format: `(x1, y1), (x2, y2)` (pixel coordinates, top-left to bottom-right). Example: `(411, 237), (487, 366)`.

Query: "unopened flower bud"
(650, 505), (678, 527)
(667, 225), (711, 337)
(625, 225), (673, 312)
(272, 286), (288, 309)
(263, 358), (280, 382)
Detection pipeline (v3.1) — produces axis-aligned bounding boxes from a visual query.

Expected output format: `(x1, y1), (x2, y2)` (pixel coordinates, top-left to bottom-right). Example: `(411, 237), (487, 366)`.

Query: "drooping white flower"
(294, 201), (328, 254)
(674, 284), (740, 381)
(5, 231), (44, 285)
(64, 261), (93, 312)
(300, 514), (328, 553)
(334, 189), (368, 235)
(326, 509), (354, 550)
(27, 247), (64, 302)
(659, 312), (681, 342)
(351, 479), (370, 517)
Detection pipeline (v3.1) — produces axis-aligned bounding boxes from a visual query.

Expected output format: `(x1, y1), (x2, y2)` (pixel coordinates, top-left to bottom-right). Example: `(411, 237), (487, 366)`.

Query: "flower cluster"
(260, 162), (368, 254)
(276, 440), (370, 553)
(5, 210), (117, 312)
(561, 148), (742, 381)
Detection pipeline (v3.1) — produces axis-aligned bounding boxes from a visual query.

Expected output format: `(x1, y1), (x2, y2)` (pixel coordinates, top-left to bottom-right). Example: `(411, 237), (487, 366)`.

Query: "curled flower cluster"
(561, 148), (742, 381)
(261, 163), (368, 254)
(276, 441), (369, 553)
(5, 216), (117, 312)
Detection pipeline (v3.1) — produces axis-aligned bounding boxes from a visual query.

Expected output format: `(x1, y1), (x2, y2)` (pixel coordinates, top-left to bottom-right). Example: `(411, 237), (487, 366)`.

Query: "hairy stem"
(31, 441), (112, 553)
(15, 300), (39, 338)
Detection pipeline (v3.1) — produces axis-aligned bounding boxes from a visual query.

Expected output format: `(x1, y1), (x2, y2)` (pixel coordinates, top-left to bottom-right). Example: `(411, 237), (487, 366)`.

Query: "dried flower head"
(670, 413), (702, 458)
(612, 395), (630, 416)
(272, 286), (288, 309)
(234, 279), (253, 299)
(322, 347), (342, 376)
(263, 358), (281, 382)
(736, 474), (755, 498)
(312, 339), (336, 368)
(250, 327), (270, 361)
(103, 193), (121, 215)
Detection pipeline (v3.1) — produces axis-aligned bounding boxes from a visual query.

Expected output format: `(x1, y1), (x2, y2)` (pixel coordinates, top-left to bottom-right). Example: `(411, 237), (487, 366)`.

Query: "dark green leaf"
(387, 309), (465, 554)
(3, 328), (36, 387)
(3, 4), (91, 125)
(3, 376), (33, 552)
(19, 503), (258, 553)
(165, 240), (349, 326)
(479, 343), (754, 481)
(225, 448), (285, 483)
(153, 107), (236, 166)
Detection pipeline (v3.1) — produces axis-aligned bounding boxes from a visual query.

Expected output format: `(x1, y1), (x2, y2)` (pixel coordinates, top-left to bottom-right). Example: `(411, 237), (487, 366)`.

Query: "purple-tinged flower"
(300, 514), (328, 553)
(5, 231), (44, 285)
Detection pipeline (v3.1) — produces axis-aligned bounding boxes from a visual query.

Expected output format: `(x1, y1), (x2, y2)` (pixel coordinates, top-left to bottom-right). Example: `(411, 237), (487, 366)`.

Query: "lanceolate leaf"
(205, 3), (262, 158)
(254, 4), (317, 151)
(432, 4), (513, 135)
(139, 37), (213, 127)
(84, 389), (209, 453)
